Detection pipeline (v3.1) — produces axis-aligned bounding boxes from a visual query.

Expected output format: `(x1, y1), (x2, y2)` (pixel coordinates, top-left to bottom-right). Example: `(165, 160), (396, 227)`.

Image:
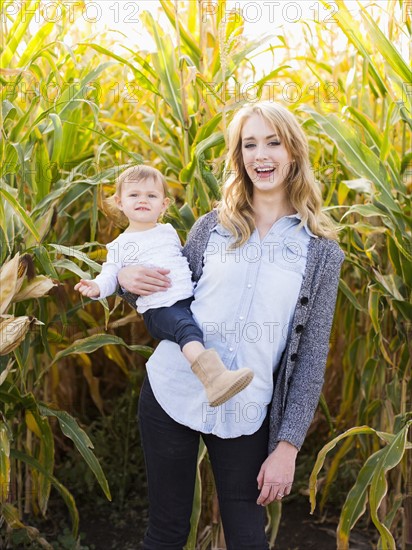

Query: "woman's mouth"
(255, 167), (276, 177)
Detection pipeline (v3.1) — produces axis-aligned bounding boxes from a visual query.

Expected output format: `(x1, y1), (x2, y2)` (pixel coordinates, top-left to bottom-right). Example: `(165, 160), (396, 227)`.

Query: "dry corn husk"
(0, 253), (20, 315)
(0, 254), (54, 313)
(0, 315), (44, 355)
(13, 275), (56, 302)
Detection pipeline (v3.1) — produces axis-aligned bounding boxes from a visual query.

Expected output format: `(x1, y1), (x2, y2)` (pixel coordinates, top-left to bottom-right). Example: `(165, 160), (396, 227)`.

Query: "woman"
(119, 101), (345, 549)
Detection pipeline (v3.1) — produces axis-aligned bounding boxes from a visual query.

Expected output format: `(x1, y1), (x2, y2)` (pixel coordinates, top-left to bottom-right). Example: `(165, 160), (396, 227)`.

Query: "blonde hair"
(217, 101), (339, 245)
(104, 165), (169, 228)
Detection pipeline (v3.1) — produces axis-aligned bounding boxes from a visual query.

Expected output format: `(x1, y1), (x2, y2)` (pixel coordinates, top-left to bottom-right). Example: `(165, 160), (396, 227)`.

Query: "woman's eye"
(244, 143), (255, 148)
(269, 141), (281, 146)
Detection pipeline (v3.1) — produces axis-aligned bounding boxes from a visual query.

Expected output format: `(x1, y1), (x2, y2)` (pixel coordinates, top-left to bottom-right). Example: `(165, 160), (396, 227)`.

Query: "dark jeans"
(142, 297), (204, 351)
(138, 376), (270, 550)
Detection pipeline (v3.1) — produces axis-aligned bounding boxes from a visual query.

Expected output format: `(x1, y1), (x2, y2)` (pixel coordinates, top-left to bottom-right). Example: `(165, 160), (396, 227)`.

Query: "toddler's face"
(116, 177), (169, 229)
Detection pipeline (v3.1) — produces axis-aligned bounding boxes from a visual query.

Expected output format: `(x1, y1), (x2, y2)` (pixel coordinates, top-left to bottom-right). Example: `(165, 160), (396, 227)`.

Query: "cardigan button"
(295, 324), (304, 333)
(291, 353), (298, 361)
(300, 296), (309, 305)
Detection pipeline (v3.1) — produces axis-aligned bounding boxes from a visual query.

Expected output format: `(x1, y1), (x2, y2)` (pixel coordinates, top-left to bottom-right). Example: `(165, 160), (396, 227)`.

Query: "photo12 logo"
(0, 1), (142, 25)
(202, 400), (264, 424)
(200, 1), (339, 24)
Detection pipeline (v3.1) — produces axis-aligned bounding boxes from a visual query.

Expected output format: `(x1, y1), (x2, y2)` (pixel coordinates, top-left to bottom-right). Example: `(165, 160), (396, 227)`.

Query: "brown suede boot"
(191, 348), (254, 407)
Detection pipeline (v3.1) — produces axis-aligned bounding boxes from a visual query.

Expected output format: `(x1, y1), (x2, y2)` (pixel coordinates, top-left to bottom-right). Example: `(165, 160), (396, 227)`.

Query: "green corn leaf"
(380, 102), (397, 163)
(341, 203), (390, 220)
(25, 408), (54, 515)
(48, 244), (101, 272)
(347, 107), (383, 148)
(309, 425), (394, 513)
(34, 135), (51, 201)
(56, 62), (117, 118)
(304, 107), (401, 213)
(0, 422), (11, 503)
(0, 187), (41, 241)
(54, 258), (92, 280)
(0, 0), (39, 67)
(178, 203), (196, 230)
(17, 20), (55, 68)
(360, 7), (412, 84)
(369, 422), (411, 549)
(60, 120), (143, 164)
(1, 99), (16, 122)
(320, 436), (354, 512)
(49, 113), (63, 165)
(79, 43), (160, 96)
(159, 0), (201, 61)
(194, 113), (223, 145)
(49, 334), (153, 366)
(141, 11), (184, 125)
(184, 440), (207, 550)
(337, 446), (387, 548)
(11, 448), (79, 537)
(0, 143), (19, 177)
(372, 270), (404, 300)
(38, 405), (111, 502)
(392, 300), (412, 323)
(327, 1), (388, 97)
(338, 279), (364, 311)
(368, 288), (380, 334)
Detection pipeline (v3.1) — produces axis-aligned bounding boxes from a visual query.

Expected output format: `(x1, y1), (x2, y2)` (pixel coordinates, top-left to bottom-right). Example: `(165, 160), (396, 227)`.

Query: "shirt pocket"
(263, 236), (308, 275)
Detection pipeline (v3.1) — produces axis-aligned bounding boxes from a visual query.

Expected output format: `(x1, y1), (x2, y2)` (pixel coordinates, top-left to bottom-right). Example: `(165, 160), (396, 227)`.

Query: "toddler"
(74, 165), (253, 406)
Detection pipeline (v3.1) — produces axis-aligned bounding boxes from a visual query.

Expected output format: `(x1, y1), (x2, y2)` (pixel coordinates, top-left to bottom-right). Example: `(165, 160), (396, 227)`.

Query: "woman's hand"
(118, 265), (171, 296)
(256, 441), (297, 506)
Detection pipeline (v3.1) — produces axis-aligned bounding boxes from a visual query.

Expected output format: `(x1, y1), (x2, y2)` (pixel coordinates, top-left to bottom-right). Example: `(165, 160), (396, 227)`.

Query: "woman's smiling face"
(241, 113), (293, 196)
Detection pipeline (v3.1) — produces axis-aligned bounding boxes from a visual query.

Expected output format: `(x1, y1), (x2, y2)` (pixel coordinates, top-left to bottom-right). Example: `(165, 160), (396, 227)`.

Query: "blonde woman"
(119, 101), (344, 549)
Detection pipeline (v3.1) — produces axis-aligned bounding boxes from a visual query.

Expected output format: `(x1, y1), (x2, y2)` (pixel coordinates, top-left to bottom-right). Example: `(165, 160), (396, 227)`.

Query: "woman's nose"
(255, 144), (268, 160)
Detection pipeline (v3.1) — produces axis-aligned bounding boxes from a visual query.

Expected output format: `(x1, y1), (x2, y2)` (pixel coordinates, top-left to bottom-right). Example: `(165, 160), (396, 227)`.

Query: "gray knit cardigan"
(121, 210), (345, 454)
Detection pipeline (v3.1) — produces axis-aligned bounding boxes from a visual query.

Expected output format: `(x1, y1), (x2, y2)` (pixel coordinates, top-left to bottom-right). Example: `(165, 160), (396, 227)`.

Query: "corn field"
(0, 0), (411, 548)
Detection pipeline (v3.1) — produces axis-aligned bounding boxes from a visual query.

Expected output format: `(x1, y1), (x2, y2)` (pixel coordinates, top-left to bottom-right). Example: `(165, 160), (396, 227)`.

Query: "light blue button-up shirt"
(145, 213), (317, 438)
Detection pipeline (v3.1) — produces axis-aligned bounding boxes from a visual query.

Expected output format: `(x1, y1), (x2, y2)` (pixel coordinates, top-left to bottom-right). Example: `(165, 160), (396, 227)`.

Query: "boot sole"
(209, 371), (254, 407)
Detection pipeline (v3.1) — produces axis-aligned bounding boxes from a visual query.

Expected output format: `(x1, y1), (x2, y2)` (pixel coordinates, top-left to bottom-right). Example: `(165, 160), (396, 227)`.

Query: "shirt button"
(300, 296), (309, 305)
(247, 284), (252, 288)
(229, 347), (234, 352)
(291, 353), (298, 361)
(295, 324), (304, 333)
(239, 316), (244, 320)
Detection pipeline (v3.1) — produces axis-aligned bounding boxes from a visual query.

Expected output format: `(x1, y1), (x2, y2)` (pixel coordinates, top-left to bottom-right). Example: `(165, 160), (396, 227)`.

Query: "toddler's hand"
(74, 279), (100, 298)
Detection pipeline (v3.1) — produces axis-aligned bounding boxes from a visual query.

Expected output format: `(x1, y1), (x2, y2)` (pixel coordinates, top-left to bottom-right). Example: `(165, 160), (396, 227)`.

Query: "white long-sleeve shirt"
(93, 224), (194, 313)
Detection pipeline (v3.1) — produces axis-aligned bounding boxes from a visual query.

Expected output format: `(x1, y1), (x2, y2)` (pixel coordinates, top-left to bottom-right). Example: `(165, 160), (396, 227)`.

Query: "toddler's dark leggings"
(142, 297), (204, 350)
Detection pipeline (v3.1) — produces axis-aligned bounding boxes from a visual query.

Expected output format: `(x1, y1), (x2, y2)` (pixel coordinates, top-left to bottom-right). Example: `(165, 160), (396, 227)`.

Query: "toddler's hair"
(104, 165), (169, 228)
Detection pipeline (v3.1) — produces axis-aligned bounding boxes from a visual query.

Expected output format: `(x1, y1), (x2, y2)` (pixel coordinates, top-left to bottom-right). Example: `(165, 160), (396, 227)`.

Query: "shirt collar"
(211, 212), (318, 239)
(283, 212), (318, 239)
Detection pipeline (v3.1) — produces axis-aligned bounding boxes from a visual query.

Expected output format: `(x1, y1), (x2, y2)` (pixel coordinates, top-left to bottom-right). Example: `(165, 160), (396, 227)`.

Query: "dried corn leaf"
(13, 275), (56, 302)
(0, 253), (20, 314)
